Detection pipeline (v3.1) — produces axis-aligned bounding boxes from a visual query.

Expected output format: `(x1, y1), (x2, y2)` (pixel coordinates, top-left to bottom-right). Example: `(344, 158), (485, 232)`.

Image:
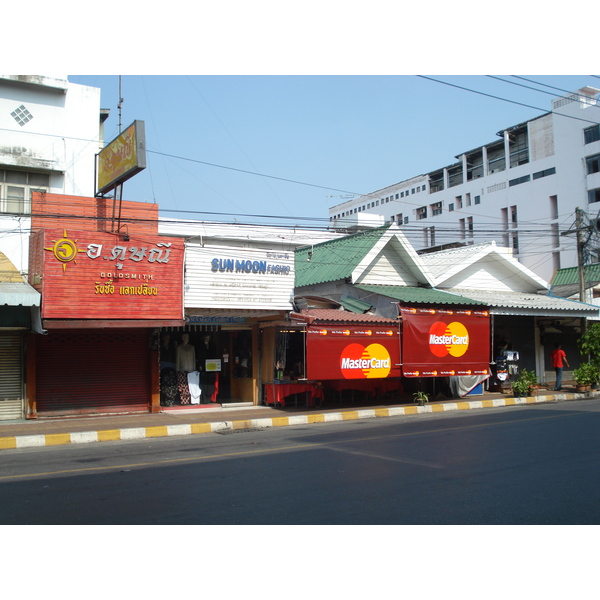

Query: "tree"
(578, 322), (600, 370)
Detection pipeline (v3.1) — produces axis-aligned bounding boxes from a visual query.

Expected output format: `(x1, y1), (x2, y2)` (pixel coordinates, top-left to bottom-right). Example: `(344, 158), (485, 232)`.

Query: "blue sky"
(69, 74), (599, 228)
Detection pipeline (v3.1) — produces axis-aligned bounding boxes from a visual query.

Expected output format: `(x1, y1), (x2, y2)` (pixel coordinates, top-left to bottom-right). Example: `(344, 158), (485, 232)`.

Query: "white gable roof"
(352, 223), (435, 287)
(419, 242), (548, 292)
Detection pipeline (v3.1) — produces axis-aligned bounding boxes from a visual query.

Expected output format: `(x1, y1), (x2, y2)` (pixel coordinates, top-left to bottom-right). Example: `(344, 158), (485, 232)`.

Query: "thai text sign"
(401, 307), (490, 377)
(306, 324), (401, 380)
(97, 120), (146, 195)
(30, 228), (184, 320)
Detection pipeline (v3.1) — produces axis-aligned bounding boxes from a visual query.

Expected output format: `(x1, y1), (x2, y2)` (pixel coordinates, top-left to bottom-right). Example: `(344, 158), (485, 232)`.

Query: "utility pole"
(576, 207), (587, 303)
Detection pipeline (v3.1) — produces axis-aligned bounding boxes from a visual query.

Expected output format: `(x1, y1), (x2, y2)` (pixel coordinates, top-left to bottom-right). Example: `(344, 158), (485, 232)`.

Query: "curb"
(0, 391), (595, 451)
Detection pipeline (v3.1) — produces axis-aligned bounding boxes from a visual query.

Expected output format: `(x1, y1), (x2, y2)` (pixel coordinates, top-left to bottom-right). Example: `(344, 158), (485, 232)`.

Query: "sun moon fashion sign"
(400, 307), (490, 377)
(29, 228), (184, 320)
(306, 325), (401, 380)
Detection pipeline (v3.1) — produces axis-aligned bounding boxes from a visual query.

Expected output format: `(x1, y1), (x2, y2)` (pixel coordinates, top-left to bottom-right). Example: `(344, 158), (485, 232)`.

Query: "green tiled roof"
(295, 226), (390, 288)
(551, 263), (600, 286)
(355, 285), (487, 306)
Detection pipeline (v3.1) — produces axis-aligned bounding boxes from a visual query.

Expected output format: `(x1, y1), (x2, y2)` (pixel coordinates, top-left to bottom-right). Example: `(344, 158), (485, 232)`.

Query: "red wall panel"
(30, 228), (184, 320)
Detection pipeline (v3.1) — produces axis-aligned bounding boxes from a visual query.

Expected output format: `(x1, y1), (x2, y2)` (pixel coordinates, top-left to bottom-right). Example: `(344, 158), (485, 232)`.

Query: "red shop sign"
(30, 228), (184, 320)
(400, 307), (490, 377)
(306, 324), (401, 381)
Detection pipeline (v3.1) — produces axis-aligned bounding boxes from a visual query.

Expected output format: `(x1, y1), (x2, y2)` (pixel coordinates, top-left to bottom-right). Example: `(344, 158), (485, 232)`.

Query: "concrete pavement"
(1, 387), (598, 450)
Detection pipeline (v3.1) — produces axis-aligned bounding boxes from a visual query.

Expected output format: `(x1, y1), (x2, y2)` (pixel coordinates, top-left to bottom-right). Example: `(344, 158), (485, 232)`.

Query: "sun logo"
(45, 229), (86, 272)
(428, 321), (469, 358)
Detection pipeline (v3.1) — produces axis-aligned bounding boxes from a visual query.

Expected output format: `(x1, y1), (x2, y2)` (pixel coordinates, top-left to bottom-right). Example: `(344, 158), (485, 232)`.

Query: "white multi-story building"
(328, 86), (600, 283)
(0, 75), (107, 273)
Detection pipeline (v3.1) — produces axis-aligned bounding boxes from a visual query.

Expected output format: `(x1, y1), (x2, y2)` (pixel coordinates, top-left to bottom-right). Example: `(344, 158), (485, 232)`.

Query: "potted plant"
(413, 390), (429, 406)
(512, 368), (538, 397)
(572, 362), (598, 392)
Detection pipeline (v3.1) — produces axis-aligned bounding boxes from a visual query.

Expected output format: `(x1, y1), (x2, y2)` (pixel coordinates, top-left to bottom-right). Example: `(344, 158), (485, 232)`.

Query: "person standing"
(550, 343), (570, 391)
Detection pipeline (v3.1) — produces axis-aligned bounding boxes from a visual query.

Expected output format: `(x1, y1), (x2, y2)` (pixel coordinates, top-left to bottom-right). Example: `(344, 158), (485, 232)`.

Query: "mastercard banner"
(400, 307), (490, 377)
(306, 325), (401, 380)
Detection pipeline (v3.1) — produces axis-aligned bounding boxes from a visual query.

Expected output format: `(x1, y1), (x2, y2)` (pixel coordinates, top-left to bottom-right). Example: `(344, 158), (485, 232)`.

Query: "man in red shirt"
(550, 343), (570, 391)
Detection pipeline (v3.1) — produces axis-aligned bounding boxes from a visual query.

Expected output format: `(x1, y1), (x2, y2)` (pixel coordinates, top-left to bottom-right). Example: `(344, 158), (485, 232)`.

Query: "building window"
(0, 169), (50, 214)
(430, 201), (442, 216)
(416, 206), (427, 220)
(395, 193), (399, 199)
(586, 154), (600, 175)
(396, 213), (403, 224)
(455, 195), (463, 209)
(10, 104), (33, 127)
(589, 189), (600, 204)
(448, 164), (463, 188)
(449, 203), (454, 212)
(403, 216), (409, 224)
(533, 167), (556, 180)
(474, 195), (481, 205)
(487, 142), (506, 174)
(509, 128), (529, 167)
(584, 124), (600, 145)
(509, 175), (531, 187)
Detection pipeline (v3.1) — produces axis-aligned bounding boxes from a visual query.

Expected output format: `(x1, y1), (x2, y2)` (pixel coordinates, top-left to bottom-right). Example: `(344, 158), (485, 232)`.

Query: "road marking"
(326, 446), (444, 468)
(0, 409), (589, 482)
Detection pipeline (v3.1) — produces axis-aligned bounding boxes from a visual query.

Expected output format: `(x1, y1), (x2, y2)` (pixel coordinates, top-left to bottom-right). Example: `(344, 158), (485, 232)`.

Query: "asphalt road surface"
(1, 399), (599, 524)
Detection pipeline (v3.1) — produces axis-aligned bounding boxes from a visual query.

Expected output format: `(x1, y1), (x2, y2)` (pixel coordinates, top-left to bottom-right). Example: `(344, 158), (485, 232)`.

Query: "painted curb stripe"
(1, 391), (597, 451)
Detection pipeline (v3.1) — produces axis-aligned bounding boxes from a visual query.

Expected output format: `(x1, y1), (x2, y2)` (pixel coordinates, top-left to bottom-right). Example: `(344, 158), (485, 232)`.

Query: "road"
(1, 398), (599, 524)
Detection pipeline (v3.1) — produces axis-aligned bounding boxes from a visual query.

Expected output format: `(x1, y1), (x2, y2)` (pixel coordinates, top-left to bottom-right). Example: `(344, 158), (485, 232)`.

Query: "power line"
(416, 75), (600, 126)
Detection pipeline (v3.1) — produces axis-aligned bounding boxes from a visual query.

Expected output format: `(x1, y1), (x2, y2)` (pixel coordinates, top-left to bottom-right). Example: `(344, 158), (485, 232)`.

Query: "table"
(265, 382), (324, 407)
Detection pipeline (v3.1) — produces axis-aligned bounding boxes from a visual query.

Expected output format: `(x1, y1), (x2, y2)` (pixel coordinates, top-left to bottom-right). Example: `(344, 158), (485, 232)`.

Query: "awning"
(0, 282), (41, 307)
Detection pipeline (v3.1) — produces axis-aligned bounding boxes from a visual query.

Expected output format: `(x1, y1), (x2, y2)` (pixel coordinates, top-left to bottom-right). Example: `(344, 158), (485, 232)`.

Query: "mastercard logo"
(340, 343), (391, 379)
(428, 321), (469, 357)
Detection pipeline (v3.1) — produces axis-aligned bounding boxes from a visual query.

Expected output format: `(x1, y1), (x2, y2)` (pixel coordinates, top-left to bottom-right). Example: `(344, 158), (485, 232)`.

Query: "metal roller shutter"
(0, 334), (23, 420)
(36, 329), (151, 416)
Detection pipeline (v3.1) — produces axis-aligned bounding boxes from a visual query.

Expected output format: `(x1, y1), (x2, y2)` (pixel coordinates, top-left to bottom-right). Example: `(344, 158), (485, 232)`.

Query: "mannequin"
(176, 333), (196, 372)
(197, 333), (217, 402)
(176, 333), (196, 404)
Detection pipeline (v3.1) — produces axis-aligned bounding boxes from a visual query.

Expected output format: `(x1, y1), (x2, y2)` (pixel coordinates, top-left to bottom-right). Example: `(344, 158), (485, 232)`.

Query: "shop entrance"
(159, 327), (255, 406)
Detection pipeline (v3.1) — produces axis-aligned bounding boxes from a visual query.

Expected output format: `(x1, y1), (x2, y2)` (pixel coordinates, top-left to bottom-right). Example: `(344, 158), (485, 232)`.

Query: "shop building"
(154, 220), (342, 409)
(26, 192), (185, 417)
(0, 252), (41, 420)
(293, 223), (599, 395)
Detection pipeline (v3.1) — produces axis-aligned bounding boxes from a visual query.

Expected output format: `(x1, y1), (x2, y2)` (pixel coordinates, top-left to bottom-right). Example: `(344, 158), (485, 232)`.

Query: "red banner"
(30, 228), (184, 320)
(306, 324), (401, 380)
(400, 307), (490, 377)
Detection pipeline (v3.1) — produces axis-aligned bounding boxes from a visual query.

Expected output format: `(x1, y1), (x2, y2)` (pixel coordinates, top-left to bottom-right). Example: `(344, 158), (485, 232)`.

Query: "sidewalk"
(1, 386), (598, 450)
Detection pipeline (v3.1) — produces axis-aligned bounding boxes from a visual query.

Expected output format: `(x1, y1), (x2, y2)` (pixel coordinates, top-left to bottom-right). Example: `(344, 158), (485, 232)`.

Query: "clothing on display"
(188, 371), (201, 404)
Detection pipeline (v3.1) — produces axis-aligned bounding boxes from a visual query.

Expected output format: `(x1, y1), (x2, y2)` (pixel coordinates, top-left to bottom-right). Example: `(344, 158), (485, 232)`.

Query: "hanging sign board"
(29, 228), (184, 320)
(97, 120), (146, 195)
(400, 307), (490, 377)
(306, 324), (401, 381)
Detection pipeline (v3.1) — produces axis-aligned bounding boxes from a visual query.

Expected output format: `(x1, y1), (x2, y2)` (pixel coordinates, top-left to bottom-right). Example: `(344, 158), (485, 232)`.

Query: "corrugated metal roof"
(443, 288), (600, 315)
(355, 285), (486, 306)
(339, 296), (372, 313)
(551, 264), (600, 287)
(301, 308), (398, 324)
(0, 282), (41, 307)
(295, 226), (389, 287)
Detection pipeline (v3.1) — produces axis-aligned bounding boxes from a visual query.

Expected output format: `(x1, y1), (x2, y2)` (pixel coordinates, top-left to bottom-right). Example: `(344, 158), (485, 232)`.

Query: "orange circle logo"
(340, 343), (392, 379)
(428, 321), (469, 357)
